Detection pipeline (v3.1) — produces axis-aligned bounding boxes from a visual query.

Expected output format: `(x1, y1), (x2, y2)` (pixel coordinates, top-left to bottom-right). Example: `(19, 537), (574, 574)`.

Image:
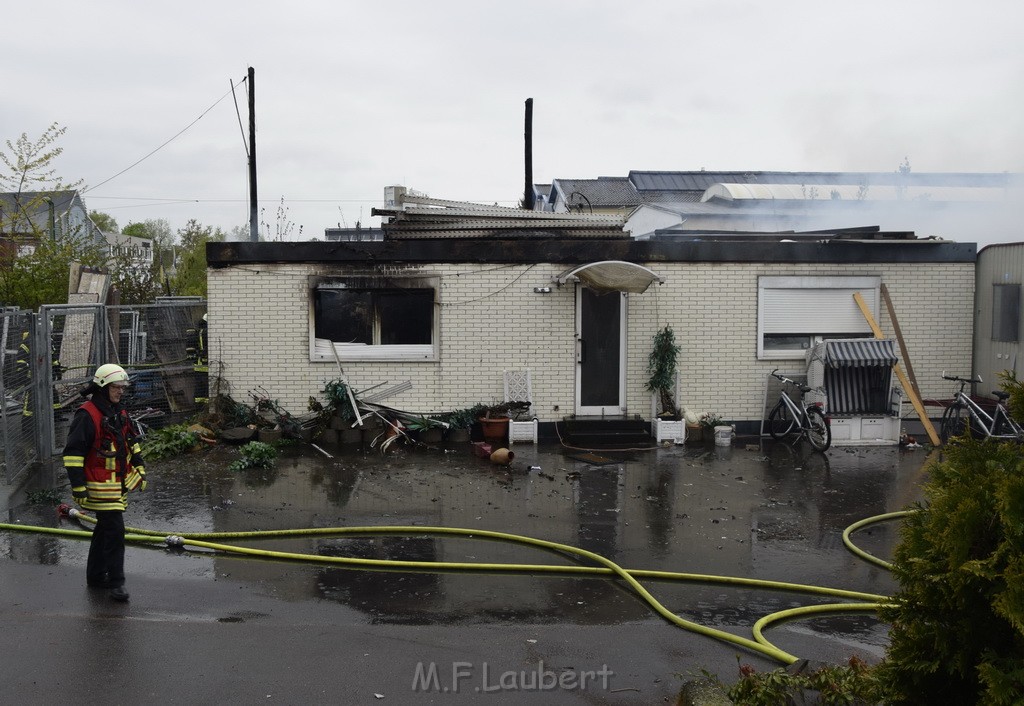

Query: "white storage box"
(653, 419), (685, 444)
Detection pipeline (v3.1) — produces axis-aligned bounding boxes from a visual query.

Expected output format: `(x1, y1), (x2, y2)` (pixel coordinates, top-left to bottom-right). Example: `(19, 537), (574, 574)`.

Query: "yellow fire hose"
(0, 506), (912, 665)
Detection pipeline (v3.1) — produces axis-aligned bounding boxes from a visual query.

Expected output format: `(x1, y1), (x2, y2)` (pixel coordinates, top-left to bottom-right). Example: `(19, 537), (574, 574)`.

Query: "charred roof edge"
(206, 238), (976, 266)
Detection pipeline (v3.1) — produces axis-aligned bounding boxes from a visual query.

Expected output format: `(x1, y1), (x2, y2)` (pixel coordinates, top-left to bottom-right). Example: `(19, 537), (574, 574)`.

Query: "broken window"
(315, 288), (433, 345)
(311, 276), (438, 361)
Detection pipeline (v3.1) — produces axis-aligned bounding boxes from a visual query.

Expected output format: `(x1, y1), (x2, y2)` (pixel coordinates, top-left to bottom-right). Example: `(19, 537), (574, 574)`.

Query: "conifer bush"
(876, 436), (1024, 704)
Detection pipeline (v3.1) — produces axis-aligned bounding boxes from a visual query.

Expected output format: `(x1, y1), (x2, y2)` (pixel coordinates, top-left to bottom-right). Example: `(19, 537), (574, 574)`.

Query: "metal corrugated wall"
(975, 244), (1024, 395)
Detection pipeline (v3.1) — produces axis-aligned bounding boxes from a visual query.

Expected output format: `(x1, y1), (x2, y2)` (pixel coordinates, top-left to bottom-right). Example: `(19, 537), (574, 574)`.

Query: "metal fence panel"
(0, 309), (38, 484)
(107, 301), (208, 433)
(1, 300), (207, 478)
(43, 304), (106, 456)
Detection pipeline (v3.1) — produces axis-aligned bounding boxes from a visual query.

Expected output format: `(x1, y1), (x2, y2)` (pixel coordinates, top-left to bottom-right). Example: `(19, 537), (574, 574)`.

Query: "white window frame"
(757, 275), (881, 360)
(309, 275), (440, 362)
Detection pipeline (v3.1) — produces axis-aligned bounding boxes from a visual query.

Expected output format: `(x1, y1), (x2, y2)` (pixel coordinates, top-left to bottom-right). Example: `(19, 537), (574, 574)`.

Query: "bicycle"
(766, 369), (832, 451)
(128, 406), (166, 439)
(939, 373), (1023, 443)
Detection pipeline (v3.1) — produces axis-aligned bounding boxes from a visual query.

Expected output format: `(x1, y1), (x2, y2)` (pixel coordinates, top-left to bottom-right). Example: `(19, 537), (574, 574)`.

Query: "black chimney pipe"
(523, 98), (535, 210)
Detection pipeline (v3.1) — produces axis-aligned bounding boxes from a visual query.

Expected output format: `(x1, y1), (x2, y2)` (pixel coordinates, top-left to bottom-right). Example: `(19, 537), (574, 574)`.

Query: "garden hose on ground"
(0, 507), (912, 666)
(842, 510), (916, 571)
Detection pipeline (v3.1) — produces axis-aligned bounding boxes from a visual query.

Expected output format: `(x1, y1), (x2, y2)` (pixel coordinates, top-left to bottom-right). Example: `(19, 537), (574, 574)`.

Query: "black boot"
(109, 586), (130, 602)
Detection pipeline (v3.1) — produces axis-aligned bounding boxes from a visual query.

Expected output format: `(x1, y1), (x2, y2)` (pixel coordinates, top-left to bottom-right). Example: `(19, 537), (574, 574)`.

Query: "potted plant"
(443, 407), (477, 443)
(405, 416), (445, 444)
(646, 325), (681, 420)
(318, 379), (362, 444)
(699, 411), (725, 430)
(479, 403), (511, 442)
(698, 411), (725, 444)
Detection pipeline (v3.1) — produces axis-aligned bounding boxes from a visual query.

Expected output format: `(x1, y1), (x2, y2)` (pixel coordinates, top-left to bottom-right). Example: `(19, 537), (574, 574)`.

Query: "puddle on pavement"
(3, 439), (932, 662)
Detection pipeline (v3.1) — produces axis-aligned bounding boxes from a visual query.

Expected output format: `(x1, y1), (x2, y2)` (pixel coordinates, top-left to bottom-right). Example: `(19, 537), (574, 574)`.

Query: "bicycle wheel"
(805, 407), (831, 452)
(992, 408), (1023, 440)
(768, 401), (796, 440)
(941, 404), (969, 442)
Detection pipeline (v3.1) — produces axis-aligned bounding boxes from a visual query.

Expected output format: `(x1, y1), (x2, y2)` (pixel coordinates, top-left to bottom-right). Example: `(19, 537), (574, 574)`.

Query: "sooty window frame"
(310, 275), (439, 362)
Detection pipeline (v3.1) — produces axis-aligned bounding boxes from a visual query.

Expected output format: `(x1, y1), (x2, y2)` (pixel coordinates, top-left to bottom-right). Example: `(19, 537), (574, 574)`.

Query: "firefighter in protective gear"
(186, 313), (209, 404)
(62, 363), (147, 602)
(17, 331), (33, 418)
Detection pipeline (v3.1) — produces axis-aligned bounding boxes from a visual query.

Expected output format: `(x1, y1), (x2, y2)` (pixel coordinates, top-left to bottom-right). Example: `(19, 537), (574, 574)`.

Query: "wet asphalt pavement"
(1, 437), (933, 704)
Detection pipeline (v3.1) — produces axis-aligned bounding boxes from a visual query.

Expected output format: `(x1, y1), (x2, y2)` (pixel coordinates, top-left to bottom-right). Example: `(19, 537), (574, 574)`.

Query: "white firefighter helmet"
(93, 363), (130, 388)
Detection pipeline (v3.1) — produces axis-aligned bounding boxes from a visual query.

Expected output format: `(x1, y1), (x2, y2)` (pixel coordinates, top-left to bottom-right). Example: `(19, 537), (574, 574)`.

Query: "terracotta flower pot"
(479, 417), (510, 441)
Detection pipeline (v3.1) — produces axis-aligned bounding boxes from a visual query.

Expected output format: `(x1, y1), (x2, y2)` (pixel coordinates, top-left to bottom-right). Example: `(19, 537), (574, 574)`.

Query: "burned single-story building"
(206, 196), (975, 440)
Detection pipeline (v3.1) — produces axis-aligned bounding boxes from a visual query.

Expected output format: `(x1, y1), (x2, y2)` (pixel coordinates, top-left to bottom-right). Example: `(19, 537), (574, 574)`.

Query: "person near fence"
(187, 313), (209, 404)
(62, 363), (147, 602)
(16, 331), (33, 419)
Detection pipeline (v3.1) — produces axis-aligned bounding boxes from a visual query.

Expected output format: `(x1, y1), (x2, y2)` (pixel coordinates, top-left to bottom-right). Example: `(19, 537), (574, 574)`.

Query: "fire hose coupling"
(57, 504), (82, 520)
(164, 535), (186, 547)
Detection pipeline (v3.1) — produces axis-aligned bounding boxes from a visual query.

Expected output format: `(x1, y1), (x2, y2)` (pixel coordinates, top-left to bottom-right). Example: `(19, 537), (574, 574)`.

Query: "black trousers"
(87, 510), (125, 587)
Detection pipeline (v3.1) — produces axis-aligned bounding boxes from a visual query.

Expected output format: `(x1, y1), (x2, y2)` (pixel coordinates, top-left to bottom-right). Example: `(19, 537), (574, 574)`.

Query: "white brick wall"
(208, 260), (973, 423)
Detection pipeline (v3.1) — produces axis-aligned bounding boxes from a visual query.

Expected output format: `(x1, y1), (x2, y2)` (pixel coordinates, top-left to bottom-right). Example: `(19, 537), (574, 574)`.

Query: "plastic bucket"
(714, 425), (733, 446)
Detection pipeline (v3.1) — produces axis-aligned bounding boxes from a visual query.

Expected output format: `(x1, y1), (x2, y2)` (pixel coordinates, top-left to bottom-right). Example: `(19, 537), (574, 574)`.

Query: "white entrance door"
(575, 287), (626, 415)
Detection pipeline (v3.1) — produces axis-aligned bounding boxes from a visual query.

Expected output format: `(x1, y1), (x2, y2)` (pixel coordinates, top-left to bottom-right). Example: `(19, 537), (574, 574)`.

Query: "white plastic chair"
(503, 369), (538, 444)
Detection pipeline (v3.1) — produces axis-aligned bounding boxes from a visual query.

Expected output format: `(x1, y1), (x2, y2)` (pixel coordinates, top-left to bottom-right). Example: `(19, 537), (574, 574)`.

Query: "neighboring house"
(207, 192), (975, 437)
(539, 177), (642, 218)
(536, 171), (1023, 242)
(973, 243), (1024, 394)
(0, 190), (104, 257)
(105, 232), (154, 266)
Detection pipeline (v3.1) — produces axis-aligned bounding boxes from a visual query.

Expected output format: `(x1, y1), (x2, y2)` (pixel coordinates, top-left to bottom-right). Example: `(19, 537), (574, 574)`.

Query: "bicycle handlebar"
(941, 371), (982, 384)
(771, 368), (818, 394)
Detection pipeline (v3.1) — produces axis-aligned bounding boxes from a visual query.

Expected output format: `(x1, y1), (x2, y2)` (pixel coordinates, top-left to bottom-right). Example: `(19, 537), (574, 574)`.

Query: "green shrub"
(997, 370), (1024, 425)
(229, 441), (278, 471)
(876, 435), (1024, 704)
(714, 657), (882, 706)
(26, 488), (62, 505)
(140, 424), (200, 460)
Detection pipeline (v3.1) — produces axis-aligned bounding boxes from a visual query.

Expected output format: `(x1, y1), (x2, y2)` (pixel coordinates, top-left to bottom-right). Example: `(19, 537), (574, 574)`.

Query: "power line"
(86, 196), (390, 204)
(85, 195), (520, 204)
(82, 79), (245, 195)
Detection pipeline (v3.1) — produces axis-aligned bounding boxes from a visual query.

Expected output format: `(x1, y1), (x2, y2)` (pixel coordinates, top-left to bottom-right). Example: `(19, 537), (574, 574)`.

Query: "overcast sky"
(4, 0), (1023, 245)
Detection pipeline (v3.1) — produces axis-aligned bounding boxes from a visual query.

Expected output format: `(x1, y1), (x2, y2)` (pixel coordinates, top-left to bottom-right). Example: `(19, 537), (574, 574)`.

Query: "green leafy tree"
(122, 218), (175, 290)
(0, 237), (105, 309)
(89, 210), (118, 233)
(108, 247), (161, 305)
(122, 218), (173, 249)
(876, 435), (1024, 704)
(0, 123), (83, 235)
(171, 219), (224, 297)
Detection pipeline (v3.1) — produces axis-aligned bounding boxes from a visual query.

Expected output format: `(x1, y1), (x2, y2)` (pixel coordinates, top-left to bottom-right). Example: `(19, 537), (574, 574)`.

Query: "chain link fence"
(1, 299), (206, 486)
(0, 309), (39, 484)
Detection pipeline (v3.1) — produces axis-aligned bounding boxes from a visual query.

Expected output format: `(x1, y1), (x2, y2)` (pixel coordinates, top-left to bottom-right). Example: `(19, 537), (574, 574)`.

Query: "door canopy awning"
(824, 339), (898, 368)
(554, 261), (665, 294)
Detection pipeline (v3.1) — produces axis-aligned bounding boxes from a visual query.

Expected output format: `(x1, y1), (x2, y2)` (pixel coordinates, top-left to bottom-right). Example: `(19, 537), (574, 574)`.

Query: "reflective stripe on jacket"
(66, 401), (143, 511)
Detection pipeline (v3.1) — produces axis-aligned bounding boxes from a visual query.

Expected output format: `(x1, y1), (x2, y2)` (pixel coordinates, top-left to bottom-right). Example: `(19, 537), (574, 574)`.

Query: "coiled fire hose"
(0, 505), (912, 665)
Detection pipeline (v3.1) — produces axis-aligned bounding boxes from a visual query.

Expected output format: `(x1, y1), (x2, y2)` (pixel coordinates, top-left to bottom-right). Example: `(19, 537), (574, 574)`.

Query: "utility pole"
(523, 98), (535, 210)
(248, 66), (259, 242)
